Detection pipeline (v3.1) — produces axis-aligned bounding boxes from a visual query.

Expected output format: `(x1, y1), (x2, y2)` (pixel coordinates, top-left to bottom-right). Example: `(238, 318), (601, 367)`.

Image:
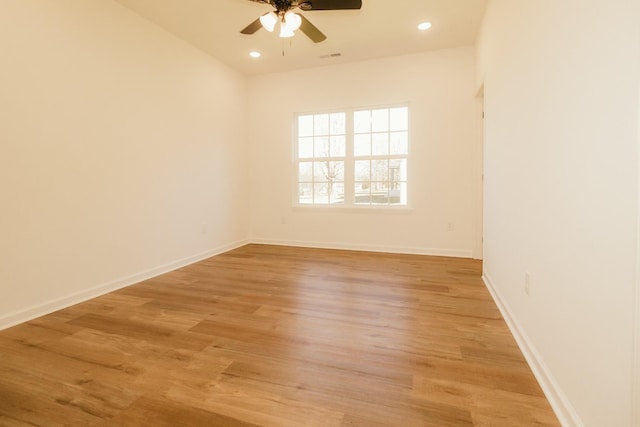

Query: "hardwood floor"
(0, 244), (559, 426)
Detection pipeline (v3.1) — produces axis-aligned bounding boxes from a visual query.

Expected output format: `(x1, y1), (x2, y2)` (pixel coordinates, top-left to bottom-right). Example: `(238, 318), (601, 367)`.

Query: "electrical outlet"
(447, 222), (455, 231)
(281, 216), (287, 225)
(524, 272), (531, 296)
(201, 223), (207, 235)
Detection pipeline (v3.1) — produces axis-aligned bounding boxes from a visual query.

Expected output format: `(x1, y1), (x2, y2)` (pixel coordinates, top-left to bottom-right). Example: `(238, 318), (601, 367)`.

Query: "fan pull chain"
(281, 38), (292, 57)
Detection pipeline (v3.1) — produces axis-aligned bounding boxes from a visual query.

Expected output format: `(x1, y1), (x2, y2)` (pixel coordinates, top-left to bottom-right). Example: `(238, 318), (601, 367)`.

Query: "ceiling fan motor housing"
(272, 0), (294, 12)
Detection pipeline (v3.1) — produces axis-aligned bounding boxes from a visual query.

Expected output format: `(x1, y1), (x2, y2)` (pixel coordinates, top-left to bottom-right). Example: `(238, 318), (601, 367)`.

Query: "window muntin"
(295, 106), (408, 207)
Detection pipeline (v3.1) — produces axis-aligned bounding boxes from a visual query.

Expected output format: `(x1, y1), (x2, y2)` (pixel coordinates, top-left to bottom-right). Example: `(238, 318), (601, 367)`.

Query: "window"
(295, 106), (409, 207)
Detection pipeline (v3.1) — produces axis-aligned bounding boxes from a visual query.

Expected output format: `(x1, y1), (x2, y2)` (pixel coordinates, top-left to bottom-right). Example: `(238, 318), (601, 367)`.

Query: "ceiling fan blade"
(298, 14), (327, 43)
(299, 0), (362, 11)
(240, 18), (263, 35)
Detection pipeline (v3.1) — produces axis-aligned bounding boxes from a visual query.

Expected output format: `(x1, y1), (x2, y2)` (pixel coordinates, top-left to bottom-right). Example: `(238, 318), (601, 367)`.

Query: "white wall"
(635, 80), (640, 427)
(0, 0), (249, 328)
(247, 47), (479, 257)
(477, 1), (640, 425)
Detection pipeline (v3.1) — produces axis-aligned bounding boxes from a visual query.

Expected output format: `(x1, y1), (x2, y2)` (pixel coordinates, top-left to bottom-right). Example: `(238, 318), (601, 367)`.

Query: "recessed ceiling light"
(319, 53), (342, 59)
(418, 22), (432, 31)
(249, 51), (261, 58)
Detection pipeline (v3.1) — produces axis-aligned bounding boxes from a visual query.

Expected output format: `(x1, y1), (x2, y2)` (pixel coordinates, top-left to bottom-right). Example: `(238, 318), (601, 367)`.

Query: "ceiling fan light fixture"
(259, 12), (278, 32)
(241, 0), (354, 43)
(284, 12), (302, 32)
(279, 23), (295, 38)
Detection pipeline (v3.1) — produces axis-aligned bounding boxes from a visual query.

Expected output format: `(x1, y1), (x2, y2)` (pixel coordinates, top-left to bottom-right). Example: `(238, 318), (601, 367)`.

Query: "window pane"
(371, 159), (389, 182)
(314, 114), (330, 136)
(314, 136), (329, 157)
(314, 161), (328, 182)
(298, 115), (314, 137)
(330, 136), (345, 157)
(390, 159), (408, 182)
(390, 107), (408, 131)
(371, 181), (389, 192)
(298, 137), (313, 158)
(354, 134), (371, 156)
(354, 182), (371, 205)
(299, 183), (313, 204)
(390, 132), (408, 155)
(328, 161), (345, 181)
(371, 109), (389, 132)
(354, 110), (371, 134)
(329, 182), (344, 205)
(386, 186), (402, 204)
(397, 182), (408, 205)
(299, 162), (313, 182)
(330, 113), (346, 135)
(355, 160), (370, 181)
(389, 159), (406, 204)
(314, 183), (329, 204)
(372, 133), (389, 155)
(370, 183), (389, 205)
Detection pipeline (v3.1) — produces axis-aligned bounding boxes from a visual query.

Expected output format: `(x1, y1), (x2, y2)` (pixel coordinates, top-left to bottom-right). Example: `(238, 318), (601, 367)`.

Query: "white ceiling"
(114, 0), (487, 75)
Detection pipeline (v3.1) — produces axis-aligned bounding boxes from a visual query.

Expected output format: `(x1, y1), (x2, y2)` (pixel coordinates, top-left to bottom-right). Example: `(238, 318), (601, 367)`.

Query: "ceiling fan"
(240, 0), (363, 43)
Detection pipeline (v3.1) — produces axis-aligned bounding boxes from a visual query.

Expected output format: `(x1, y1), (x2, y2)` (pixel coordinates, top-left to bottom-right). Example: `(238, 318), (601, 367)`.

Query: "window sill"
(292, 205), (414, 214)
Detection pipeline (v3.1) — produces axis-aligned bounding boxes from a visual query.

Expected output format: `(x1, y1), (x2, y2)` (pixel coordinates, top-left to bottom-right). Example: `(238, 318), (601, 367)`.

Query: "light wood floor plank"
(0, 244), (559, 426)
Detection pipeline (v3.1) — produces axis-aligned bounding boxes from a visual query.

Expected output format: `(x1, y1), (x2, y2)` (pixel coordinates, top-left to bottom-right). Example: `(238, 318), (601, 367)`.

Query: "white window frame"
(293, 104), (410, 209)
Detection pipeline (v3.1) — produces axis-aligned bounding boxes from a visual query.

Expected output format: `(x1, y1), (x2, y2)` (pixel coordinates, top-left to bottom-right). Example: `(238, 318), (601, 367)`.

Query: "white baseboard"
(634, 269), (640, 427)
(482, 272), (583, 427)
(0, 239), (249, 331)
(250, 238), (473, 258)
